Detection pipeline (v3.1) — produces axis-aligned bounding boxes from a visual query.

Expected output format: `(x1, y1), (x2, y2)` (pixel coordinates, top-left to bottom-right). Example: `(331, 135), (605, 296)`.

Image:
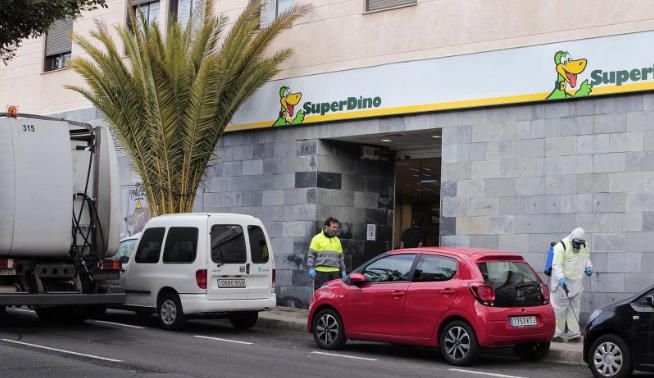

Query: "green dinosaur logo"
(546, 51), (593, 100)
(272, 86), (305, 127)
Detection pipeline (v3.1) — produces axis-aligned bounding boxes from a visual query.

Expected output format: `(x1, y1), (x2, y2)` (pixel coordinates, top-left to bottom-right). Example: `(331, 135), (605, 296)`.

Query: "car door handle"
(392, 290), (405, 298)
(442, 289), (456, 295)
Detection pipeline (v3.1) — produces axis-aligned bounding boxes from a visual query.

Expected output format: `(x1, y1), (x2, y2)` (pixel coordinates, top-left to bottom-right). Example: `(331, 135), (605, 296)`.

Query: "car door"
(403, 254), (461, 341)
(245, 224), (274, 300)
(346, 253), (417, 339)
(207, 223), (249, 301)
(123, 227), (165, 307)
(632, 288), (654, 364)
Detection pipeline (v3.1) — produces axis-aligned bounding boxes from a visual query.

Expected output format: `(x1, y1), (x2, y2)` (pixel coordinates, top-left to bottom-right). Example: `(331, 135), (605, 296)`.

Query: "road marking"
(194, 335), (253, 345)
(0, 339), (123, 363)
(89, 320), (145, 329)
(448, 368), (527, 378)
(310, 351), (378, 361)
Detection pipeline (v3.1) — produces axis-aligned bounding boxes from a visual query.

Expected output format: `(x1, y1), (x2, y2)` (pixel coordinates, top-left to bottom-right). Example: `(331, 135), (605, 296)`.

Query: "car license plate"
(0, 269), (16, 276)
(218, 279), (246, 288)
(510, 316), (537, 327)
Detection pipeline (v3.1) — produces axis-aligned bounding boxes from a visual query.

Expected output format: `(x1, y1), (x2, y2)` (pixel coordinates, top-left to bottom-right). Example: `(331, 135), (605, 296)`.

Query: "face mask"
(323, 227), (337, 238)
(572, 239), (586, 251)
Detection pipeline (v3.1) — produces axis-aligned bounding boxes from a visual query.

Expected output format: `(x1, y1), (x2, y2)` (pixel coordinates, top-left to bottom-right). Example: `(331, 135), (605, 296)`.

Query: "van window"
(211, 225), (246, 264)
(163, 227), (198, 263)
(413, 255), (457, 282)
(248, 225), (269, 264)
(134, 228), (165, 263)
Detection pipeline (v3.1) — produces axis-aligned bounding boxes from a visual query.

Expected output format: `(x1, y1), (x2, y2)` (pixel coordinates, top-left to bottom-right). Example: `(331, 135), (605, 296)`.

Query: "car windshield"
(477, 261), (544, 307)
(115, 238), (139, 260)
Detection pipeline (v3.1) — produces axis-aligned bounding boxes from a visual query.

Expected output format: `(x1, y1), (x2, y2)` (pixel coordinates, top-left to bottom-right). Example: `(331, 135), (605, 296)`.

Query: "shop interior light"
(381, 139), (392, 143)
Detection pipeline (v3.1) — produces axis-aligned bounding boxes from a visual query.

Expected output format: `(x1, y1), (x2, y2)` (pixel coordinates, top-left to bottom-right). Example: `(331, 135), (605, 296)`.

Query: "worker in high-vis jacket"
(551, 227), (593, 342)
(307, 217), (347, 291)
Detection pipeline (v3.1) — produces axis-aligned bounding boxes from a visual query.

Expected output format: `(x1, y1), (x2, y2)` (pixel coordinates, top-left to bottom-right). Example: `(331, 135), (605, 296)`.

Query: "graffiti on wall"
(124, 183), (149, 237)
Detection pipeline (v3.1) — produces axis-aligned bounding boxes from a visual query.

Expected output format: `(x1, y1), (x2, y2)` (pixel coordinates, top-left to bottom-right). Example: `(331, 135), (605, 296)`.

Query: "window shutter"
(45, 18), (73, 57)
(366, 0), (416, 12)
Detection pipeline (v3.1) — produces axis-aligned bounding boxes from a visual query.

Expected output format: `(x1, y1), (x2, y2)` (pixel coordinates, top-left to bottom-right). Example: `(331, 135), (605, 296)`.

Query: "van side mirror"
(349, 272), (367, 285)
(646, 295), (654, 307)
(119, 255), (130, 264)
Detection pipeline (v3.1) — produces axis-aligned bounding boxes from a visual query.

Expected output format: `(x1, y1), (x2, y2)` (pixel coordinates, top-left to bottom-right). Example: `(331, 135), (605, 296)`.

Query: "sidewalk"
(258, 306), (584, 366)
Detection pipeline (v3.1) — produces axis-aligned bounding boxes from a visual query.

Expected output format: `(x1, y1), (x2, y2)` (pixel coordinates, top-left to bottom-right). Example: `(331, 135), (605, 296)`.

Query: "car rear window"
(477, 261), (544, 307)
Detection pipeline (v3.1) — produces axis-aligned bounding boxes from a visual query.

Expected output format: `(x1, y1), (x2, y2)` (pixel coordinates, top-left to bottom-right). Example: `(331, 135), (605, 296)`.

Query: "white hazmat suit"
(550, 227), (592, 339)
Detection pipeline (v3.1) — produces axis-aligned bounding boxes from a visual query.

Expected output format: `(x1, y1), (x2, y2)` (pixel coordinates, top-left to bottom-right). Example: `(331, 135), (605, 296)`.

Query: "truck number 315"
(22, 124), (35, 132)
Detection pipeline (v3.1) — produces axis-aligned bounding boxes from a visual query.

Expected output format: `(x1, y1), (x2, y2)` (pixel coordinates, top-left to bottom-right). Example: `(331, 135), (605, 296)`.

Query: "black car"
(583, 285), (654, 378)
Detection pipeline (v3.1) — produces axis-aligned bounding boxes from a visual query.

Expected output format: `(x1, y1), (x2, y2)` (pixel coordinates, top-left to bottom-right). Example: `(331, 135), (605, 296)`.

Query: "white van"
(120, 213), (276, 330)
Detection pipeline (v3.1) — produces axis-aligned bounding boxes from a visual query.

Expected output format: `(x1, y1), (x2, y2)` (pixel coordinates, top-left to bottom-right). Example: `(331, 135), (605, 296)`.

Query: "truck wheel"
(439, 320), (480, 366)
(157, 293), (185, 330)
(228, 311), (258, 330)
(513, 342), (550, 361)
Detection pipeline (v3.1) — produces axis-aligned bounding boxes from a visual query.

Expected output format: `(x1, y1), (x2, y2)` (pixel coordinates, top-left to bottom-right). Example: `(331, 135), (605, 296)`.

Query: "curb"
(258, 309), (585, 366)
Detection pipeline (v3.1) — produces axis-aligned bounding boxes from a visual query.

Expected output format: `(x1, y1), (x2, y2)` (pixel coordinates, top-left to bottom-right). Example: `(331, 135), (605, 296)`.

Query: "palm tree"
(67, 0), (309, 216)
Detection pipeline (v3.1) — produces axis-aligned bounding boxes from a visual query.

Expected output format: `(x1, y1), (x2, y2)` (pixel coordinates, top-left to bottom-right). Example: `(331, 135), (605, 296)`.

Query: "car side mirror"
(349, 272), (367, 285)
(646, 295), (654, 307)
(119, 255), (130, 265)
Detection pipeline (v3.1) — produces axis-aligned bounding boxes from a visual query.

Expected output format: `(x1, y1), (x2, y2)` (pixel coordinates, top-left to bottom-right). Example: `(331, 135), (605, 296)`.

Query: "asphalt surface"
(0, 308), (642, 378)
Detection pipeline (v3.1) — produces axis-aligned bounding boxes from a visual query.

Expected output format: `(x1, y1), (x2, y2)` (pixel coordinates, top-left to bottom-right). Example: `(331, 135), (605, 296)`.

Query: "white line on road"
(89, 320), (145, 329)
(194, 335), (254, 345)
(0, 338), (123, 363)
(310, 351), (378, 361)
(448, 368), (527, 378)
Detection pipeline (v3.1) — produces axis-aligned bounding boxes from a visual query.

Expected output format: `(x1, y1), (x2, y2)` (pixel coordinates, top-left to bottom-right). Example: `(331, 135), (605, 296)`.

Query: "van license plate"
(0, 269), (16, 276)
(218, 279), (246, 288)
(510, 316), (537, 327)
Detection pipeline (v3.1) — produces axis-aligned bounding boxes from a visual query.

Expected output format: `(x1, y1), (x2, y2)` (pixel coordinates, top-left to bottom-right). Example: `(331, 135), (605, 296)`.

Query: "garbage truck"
(0, 109), (125, 322)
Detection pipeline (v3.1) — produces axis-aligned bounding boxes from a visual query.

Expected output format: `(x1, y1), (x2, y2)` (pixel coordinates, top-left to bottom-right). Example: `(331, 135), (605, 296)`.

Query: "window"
(114, 238), (139, 261)
(248, 225), (269, 264)
(163, 227), (198, 263)
(130, 0), (161, 28)
(366, 0), (417, 13)
(44, 18), (73, 72)
(635, 289), (654, 307)
(211, 225), (246, 264)
(260, 0), (294, 28)
(171, 0), (203, 30)
(361, 254), (416, 283)
(413, 255), (458, 282)
(134, 228), (165, 263)
(477, 261), (544, 307)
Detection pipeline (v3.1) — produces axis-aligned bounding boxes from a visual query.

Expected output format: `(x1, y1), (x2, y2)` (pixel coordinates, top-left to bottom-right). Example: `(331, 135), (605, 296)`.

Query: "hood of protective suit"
(567, 227), (585, 241)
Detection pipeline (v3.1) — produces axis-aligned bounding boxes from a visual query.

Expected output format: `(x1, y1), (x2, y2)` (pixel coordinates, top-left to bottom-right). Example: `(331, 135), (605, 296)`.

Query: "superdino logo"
(546, 51), (593, 100)
(271, 86), (383, 127)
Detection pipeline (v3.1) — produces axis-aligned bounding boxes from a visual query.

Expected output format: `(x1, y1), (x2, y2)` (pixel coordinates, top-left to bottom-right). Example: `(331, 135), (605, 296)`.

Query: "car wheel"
(228, 311), (258, 330)
(589, 334), (633, 378)
(157, 293), (186, 331)
(440, 320), (480, 366)
(312, 308), (346, 350)
(513, 342), (550, 361)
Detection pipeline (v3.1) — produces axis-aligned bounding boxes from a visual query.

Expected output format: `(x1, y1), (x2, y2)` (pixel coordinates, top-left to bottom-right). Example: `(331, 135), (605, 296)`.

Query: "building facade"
(2, 0), (654, 318)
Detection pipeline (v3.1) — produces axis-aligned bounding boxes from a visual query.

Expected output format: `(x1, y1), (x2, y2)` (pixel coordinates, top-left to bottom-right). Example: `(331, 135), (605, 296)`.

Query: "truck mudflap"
(0, 293), (125, 306)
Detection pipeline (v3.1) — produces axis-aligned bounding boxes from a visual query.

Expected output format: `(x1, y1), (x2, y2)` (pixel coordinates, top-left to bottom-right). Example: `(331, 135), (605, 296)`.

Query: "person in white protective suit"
(551, 227), (592, 342)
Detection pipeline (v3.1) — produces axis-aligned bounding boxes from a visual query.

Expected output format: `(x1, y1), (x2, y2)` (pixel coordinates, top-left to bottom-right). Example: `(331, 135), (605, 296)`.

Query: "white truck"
(0, 111), (125, 322)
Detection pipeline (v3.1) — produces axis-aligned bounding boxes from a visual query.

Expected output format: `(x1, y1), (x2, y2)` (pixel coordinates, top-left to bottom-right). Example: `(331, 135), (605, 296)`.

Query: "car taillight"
(100, 259), (121, 271)
(196, 269), (207, 289)
(541, 283), (550, 304)
(272, 269), (276, 287)
(469, 283), (495, 306)
(0, 258), (15, 269)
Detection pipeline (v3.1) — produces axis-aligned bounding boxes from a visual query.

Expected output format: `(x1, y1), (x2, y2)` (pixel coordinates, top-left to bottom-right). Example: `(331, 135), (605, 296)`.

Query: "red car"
(307, 247), (555, 366)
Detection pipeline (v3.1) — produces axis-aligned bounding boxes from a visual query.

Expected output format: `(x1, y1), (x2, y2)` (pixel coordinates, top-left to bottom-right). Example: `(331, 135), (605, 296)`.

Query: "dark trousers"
(314, 271), (340, 290)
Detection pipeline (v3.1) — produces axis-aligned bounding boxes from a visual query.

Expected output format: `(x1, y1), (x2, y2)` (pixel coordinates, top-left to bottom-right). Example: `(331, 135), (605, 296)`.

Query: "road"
(0, 308), (632, 378)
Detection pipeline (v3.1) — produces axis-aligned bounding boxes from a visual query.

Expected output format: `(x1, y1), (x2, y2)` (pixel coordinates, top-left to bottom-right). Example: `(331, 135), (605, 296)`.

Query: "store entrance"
(394, 157), (441, 248)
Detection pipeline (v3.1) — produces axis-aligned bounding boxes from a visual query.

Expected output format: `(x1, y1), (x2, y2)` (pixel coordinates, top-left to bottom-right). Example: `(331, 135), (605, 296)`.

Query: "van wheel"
(589, 334), (633, 378)
(440, 320), (480, 366)
(228, 311), (258, 330)
(313, 308), (346, 350)
(157, 293), (185, 330)
(513, 342), (550, 361)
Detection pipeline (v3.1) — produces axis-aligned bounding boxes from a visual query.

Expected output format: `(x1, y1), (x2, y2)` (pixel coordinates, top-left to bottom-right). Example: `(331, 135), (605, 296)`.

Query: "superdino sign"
(228, 31), (654, 132)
